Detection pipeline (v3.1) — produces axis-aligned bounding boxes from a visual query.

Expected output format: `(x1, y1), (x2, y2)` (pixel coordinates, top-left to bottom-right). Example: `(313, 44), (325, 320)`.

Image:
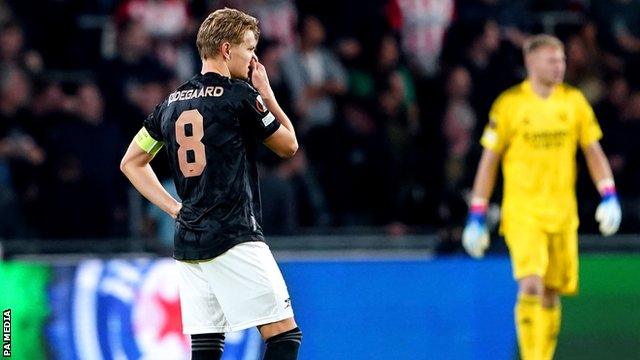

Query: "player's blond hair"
(196, 8), (260, 60)
(523, 34), (564, 56)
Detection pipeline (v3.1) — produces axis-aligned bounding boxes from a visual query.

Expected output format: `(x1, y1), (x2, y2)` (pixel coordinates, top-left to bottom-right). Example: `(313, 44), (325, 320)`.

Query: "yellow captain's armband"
(134, 127), (164, 156)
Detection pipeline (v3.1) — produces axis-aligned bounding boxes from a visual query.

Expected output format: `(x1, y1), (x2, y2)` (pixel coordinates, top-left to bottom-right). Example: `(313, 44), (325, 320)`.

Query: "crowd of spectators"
(1, 0), (640, 246)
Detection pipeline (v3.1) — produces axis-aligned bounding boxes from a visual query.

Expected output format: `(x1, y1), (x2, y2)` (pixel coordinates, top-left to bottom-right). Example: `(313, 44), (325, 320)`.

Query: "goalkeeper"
(462, 34), (621, 360)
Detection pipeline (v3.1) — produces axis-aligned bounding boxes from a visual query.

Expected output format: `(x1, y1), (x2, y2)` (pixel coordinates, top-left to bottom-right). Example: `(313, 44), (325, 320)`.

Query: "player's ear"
(524, 53), (533, 70)
(221, 42), (231, 61)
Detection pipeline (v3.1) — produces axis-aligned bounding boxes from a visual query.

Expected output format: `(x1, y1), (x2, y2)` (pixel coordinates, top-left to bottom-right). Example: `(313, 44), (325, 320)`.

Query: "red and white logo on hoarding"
(132, 259), (190, 359)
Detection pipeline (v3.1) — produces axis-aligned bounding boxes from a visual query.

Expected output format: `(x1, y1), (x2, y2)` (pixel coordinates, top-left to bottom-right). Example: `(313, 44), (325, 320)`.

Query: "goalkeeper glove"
(462, 200), (490, 258)
(595, 180), (621, 236)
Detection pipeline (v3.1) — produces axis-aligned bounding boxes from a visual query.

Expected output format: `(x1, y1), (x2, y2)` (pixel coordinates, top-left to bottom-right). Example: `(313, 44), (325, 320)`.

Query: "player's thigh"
(200, 242), (293, 331)
(504, 223), (549, 280)
(544, 230), (579, 295)
(175, 260), (229, 334)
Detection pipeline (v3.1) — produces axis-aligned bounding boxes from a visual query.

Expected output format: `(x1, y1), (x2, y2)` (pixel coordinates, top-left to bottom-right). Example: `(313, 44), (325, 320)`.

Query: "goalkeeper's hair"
(523, 34), (564, 56)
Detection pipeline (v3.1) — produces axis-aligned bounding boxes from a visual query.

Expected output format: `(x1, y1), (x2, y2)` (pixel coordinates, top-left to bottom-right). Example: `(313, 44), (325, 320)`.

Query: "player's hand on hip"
(250, 56), (274, 100)
(595, 187), (621, 236)
(462, 202), (490, 259)
(171, 202), (182, 220)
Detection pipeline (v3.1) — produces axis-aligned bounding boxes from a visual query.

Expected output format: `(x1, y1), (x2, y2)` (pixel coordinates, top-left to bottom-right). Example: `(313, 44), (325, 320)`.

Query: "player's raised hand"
(462, 201), (490, 258)
(595, 182), (621, 236)
(250, 56), (274, 100)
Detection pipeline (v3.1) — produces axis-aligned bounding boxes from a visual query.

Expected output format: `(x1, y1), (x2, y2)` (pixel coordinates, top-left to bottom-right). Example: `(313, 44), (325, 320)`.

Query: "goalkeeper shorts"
(504, 224), (578, 295)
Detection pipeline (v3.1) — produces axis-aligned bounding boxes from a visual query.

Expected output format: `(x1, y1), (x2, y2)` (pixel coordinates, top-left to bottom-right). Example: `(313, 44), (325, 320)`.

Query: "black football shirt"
(143, 72), (280, 260)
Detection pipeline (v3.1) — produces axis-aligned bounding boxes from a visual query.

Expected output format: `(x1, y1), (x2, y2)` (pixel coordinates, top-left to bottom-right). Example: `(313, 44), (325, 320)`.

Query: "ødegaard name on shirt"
(168, 86), (224, 105)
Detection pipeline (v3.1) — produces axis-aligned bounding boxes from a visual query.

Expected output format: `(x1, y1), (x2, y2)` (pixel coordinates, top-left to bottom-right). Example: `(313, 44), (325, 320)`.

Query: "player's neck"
(529, 77), (555, 99)
(201, 58), (230, 77)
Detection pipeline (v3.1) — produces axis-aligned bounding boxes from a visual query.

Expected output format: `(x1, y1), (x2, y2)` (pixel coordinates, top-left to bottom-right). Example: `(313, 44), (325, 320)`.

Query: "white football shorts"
(176, 241), (294, 334)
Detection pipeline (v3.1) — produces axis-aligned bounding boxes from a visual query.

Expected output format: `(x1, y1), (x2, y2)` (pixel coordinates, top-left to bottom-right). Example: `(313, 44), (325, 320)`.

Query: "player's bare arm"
(582, 141), (621, 236)
(470, 148), (501, 202)
(250, 56), (298, 158)
(462, 148), (502, 258)
(583, 141), (614, 186)
(120, 138), (182, 219)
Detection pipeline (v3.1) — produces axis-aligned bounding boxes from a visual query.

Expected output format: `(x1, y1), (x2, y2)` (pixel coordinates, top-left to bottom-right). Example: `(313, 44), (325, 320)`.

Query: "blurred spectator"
(0, 21), (43, 73)
(154, 35), (198, 82)
(330, 100), (395, 225)
(260, 161), (297, 234)
(24, 78), (69, 143)
(116, 0), (197, 81)
(0, 66), (44, 238)
(579, 21), (623, 75)
(595, 76), (629, 184)
(0, 0), (639, 239)
(98, 19), (173, 129)
(433, 66), (478, 252)
(281, 15), (347, 134)
(116, 0), (190, 39)
(280, 15), (347, 213)
(39, 82), (125, 238)
(338, 36), (375, 100)
(589, 0), (640, 87)
(616, 91), (640, 193)
(371, 34), (423, 224)
(375, 34), (419, 130)
(245, 0), (298, 53)
(442, 66), (476, 192)
(387, 0), (455, 77)
(0, 1), (13, 25)
(457, 0), (503, 22)
(257, 38), (292, 114)
(123, 74), (170, 139)
(590, 0), (640, 56)
(458, 19), (507, 135)
(0, 66), (30, 125)
(260, 150), (330, 234)
(565, 34), (604, 103)
(595, 85), (640, 231)
(596, 75), (629, 136)
(457, 0), (535, 36)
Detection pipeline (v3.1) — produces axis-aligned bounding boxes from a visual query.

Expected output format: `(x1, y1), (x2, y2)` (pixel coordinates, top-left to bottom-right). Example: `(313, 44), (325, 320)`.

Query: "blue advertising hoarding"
(3, 256), (518, 359)
(281, 257), (517, 360)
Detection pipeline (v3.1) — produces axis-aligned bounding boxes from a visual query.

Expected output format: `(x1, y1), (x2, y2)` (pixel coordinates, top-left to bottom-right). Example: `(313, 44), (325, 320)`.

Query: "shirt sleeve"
(242, 87), (281, 141)
(480, 93), (511, 154)
(574, 90), (603, 148)
(142, 103), (164, 141)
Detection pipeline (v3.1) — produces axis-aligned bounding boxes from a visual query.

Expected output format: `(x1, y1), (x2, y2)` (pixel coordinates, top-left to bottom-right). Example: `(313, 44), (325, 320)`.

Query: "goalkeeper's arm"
(469, 148), (501, 204)
(463, 148), (501, 258)
(583, 141), (621, 236)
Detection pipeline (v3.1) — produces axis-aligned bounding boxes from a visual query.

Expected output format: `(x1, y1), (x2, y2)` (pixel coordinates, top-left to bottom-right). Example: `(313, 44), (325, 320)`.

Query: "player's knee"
(259, 318), (297, 340)
(518, 276), (544, 296)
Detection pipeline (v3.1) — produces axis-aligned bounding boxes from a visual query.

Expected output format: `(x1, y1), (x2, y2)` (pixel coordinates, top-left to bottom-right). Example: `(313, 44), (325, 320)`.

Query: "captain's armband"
(134, 127), (164, 156)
